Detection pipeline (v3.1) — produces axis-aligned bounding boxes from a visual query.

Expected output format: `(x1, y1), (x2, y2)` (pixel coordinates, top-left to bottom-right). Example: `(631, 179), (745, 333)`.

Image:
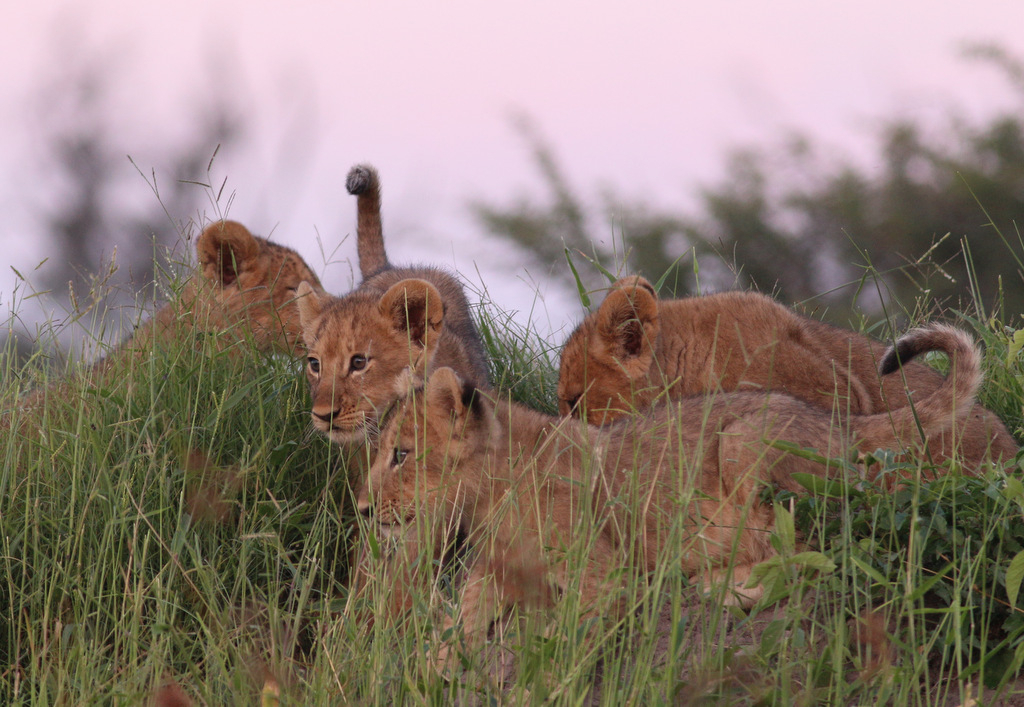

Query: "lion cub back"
(557, 277), (875, 421)
(558, 276), (1018, 466)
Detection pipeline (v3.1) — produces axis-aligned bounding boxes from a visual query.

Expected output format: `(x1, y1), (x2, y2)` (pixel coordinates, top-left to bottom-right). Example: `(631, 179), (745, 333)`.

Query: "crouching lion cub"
(359, 324), (982, 662)
(142, 219), (323, 356)
(558, 276), (1017, 470)
(296, 164), (489, 445)
(7, 220), (324, 425)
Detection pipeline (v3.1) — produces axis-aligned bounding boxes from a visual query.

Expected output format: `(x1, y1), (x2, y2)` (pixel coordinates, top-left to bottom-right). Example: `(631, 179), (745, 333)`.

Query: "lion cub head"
(193, 220), (324, 354)
(557, 276), (661, 424)
(356, 367), (490, 536)
(296, 278), (450, 444)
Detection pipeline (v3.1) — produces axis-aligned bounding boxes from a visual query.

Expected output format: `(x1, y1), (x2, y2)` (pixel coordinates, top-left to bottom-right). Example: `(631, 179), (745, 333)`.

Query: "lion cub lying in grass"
(296, 164), (489, 445)
(6, 220), (323, 425)
(558, 276), (1018, 470)
(359, 324), (981, 660)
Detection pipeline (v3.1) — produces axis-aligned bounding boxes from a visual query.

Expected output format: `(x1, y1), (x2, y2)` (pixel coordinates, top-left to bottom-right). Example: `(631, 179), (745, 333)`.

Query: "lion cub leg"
(699, 565), (766, 608)
(435, 538), (558, 672)
(686, 416), (786, 607)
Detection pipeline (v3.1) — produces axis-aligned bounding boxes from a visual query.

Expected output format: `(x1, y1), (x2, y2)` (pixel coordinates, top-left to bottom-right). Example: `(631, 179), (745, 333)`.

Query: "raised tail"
(870, 323), (981, 444)
(346, 163), (390, 278)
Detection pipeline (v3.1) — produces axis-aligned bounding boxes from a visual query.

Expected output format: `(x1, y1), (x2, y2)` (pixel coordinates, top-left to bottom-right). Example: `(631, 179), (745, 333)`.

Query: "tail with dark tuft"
(347, 163), (389, 278)
(876, 323), (982, 441)
(880, 338), (920, 376)
(346, 164), (376, 196)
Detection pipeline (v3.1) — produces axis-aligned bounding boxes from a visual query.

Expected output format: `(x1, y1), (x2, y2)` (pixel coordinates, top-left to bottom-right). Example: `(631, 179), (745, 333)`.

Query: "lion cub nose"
(313, 407), (340, 423)
(356, 489), (372, 518)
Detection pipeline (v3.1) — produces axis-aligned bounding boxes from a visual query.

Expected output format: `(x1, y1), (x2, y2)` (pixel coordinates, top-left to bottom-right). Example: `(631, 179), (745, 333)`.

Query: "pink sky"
(2, 0), (1022, 339)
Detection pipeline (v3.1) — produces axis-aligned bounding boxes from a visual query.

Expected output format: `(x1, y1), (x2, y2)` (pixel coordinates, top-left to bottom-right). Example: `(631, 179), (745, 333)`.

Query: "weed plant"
(1, 229), (1023, 705)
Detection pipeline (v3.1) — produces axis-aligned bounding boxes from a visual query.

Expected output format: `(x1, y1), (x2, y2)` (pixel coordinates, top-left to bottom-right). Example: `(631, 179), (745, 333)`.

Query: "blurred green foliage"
(473, 45), (1024, 326)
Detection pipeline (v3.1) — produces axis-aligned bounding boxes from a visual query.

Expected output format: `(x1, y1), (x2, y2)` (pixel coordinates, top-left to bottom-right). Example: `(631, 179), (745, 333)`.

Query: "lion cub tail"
(872, 323), (982, 444)
(346, 163), (390, 278)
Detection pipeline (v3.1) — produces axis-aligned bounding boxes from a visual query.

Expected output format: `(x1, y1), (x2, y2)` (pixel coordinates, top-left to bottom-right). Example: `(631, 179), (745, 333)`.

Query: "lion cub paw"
(695, 567), (764, 609)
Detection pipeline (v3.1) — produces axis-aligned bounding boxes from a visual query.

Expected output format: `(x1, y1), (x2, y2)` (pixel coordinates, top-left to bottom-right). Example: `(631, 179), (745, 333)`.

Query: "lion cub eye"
(392, 449), (408, 466)
(350, 354), (368, 371)
(307, 357), (321, 375)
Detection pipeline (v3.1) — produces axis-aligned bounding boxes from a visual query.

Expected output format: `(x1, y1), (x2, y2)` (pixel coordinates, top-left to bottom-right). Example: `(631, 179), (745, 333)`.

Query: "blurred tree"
(2, 40), (243, 366)
(35, 50), (242, 317)
(475, 45), (1024, 325)
(471, 115), (690, 297)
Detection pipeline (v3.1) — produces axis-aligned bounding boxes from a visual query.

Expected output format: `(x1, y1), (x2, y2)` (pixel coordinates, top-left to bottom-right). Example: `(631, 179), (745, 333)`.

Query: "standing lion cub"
(557, 276), (1017, 470)
(360, 324), (981, 660)
(296, 164), (489, 446)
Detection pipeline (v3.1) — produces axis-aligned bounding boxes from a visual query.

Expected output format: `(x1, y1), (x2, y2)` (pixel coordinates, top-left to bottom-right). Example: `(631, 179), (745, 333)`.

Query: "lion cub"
(558, 276), (1017, 469)
(138, 219), (323, 356)
(296, 164), (489, 445)
(8, 220), (323, 422)
(360, 324), (982, 657)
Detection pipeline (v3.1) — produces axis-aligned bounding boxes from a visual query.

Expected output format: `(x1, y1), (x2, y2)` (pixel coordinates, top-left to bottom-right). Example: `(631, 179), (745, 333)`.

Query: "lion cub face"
(357, 367), (487, 535)
(557, 277), (661, 424)
(296, 279), (447, 444)
(195, 220), (324, 354)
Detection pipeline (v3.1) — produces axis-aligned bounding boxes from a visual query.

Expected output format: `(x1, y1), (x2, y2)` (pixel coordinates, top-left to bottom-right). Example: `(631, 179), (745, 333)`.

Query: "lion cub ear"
(295, 281), (324, 343)
(425, 367), (481, 423)
(607, 275), (656, 299)
(379, 279), (445, 352)
(197, 220), (261, 287)
(595, 276), (660, 376)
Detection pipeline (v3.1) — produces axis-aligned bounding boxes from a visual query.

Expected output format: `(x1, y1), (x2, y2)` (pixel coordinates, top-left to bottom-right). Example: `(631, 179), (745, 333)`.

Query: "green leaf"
(365, 527), (381, 560)
(1006, 550), (1024, 608)
(589, 255), (618, 284)
(747, 555), (782, 585)
(759, 618), (786, 654)
(788, 551), (837, 573)
(221, 383), (255, 414)
(652, 252), (690, 293)
(564, 248), (590, 308)
(1003, 476), (1024, 506)
(567, 247), (618, 286)
(791, 472), (849, 498)
(1008, 329), (1024, 363)
(774, 503), (796, 554)
(905, 562), (953, 602)
(268, 440), (299, 467)
(766, 439), (847, 467)
(850, 555), (889, 587)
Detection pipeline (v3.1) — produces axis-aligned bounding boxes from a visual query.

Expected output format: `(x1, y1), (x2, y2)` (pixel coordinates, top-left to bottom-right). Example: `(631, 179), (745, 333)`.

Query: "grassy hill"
(2, 243), (1023, 705)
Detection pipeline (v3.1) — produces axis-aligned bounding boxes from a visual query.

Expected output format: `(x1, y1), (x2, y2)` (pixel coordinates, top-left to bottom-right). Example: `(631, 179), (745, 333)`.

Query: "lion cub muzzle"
(312, 407), (342, 425)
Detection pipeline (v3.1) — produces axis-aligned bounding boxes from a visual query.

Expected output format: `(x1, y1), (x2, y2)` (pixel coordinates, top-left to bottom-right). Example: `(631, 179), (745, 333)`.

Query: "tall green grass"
(1, 231), (1023, 705)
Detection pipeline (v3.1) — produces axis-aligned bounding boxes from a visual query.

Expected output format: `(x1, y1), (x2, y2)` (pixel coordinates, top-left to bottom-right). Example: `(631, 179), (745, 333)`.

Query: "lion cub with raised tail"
(295, 164), (490, 445)
(360, 324), (981, 659)
(558, 276), (1017, 470)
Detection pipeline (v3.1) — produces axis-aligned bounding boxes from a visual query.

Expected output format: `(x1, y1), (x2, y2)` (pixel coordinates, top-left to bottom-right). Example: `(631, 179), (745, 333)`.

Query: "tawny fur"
(557, 276), (1017, 470)
(296, 164), (490, 445)
(346, 164), (389, 278)
(360, 325), (983, 660)
(5, 220), (323, 426)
